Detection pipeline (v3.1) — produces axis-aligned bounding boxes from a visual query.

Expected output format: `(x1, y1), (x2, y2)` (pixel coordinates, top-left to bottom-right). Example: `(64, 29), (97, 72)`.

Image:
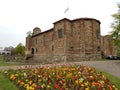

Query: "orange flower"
(20, 81), (24, 85)
(108, 85), (112, 90)
(56, 75), (60, 79)
(54, 84), (59, 89)
(18, 80), (23, 84)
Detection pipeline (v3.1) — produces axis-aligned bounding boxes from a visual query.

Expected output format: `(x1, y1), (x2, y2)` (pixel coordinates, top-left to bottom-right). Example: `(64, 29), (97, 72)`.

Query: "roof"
(72, 17), (101, 24)
(53, 18), (71, 24)
(31, 28), (53, 38)
(31, 17), (100, 38)
(53, 17), (100, 24)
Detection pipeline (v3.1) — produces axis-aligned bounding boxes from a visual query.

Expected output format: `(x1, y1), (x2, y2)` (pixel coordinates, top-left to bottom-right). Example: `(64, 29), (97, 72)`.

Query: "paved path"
(0, 60), (120, 78)
(74, 60), (120, 78)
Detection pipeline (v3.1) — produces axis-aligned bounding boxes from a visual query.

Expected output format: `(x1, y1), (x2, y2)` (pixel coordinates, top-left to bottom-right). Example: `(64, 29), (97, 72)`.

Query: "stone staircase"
(24, 54), (53, 64)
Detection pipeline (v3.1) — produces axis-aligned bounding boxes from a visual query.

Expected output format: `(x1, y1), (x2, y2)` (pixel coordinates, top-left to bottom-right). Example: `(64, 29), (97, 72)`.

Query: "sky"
(0, 0), (119, 48)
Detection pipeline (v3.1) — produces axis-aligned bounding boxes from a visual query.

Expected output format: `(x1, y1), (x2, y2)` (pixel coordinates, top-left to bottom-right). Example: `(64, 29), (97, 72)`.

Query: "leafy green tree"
(13, 43), (25, 55)
(117, 48), (120, 56)
(26, 31), (32, 37)
(111, 3), (120, 47)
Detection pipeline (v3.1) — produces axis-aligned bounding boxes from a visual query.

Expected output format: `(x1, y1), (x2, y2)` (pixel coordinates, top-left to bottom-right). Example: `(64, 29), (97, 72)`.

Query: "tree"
(13, 43), (25, 55)
(111, 3), (120, 47)
(26, 31), (32, 37)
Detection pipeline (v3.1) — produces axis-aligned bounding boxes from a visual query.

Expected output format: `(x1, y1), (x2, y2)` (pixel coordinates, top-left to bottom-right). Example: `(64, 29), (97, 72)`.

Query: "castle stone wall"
(25, 18), (113, 63)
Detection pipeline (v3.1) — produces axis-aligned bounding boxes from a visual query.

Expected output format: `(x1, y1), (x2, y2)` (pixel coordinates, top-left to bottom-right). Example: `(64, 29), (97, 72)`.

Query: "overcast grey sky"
(0, 0), (119, 48)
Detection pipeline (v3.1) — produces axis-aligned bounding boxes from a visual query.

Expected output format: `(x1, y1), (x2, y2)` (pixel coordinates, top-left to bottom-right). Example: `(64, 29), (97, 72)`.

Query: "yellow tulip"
(47, 85), (51, 89)
(26, 86), (30, 90)
(28, 81), (32, 85)
(75, 80), (79, 84)
(85, 87), (89, 90)
(85, 82), (88, 86)
(81, 84), (84, 87)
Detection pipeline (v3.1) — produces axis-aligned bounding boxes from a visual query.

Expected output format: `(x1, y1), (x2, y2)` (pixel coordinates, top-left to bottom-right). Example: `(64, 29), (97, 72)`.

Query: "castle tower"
(25, 27), (41, 55)
(33, 27), (41, 35)
(65, 18), (101, 61)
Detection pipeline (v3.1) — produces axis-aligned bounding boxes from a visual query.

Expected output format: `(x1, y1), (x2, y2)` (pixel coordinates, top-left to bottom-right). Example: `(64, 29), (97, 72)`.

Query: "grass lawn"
(102, 71), (120, 90)
(0, 57), (20, 66)
(0, 73), (18, 90)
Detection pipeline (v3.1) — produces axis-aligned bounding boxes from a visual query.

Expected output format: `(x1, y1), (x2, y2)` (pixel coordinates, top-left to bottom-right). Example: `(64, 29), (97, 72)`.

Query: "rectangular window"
(35, 38), (37, 44)
(58, 29), (62, 38)
(52, 45), (54, 51)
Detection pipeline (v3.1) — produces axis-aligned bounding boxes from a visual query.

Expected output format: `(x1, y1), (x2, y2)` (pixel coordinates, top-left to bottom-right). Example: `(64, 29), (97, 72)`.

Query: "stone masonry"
(101, 35), (117, 57)
(25, 18), (116, 63)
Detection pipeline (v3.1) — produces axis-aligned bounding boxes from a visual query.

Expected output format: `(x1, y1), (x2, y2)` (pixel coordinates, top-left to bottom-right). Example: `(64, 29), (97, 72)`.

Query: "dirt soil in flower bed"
(0, 60), (120, 78)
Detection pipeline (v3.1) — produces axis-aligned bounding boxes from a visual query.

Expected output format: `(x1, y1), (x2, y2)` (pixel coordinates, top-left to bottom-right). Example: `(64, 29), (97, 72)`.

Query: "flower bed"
(3, 64), (118, 90)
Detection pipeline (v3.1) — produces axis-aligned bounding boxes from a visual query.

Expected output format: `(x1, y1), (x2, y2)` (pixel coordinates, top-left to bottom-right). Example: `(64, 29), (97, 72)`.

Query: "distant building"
(0, 50), (11, 55)
(0, 47), (11, 55)
(25, 17), (103, 62)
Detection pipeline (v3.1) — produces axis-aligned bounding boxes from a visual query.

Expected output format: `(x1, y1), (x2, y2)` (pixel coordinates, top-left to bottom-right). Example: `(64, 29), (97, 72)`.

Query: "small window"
(52, 45), (54, 51)
(70, 46), (74, 50)
(58, 29), (62, 38)
(35, 38), (37, 44)
(97, 46), (100, 51)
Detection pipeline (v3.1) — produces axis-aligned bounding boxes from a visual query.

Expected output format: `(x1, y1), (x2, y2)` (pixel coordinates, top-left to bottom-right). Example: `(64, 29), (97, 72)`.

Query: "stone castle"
(25, 18), (116, 63)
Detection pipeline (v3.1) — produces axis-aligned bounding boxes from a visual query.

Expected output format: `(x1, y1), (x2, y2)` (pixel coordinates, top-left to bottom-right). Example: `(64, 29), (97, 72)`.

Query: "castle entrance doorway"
(31, 48), (34, 54)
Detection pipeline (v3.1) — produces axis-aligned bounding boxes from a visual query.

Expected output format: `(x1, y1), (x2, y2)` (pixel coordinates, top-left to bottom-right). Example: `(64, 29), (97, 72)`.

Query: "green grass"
(0, 56), (20, 90)
(0, 73), (18, 90)
(0, 57), (20, 66)
(102, 71), (120, 90)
